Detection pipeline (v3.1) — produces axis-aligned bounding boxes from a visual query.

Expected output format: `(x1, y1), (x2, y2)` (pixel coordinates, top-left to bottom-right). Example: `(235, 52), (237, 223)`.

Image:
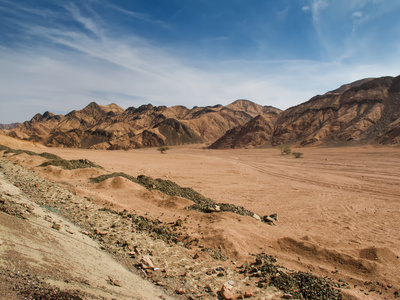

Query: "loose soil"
(0, 137), (399, 299)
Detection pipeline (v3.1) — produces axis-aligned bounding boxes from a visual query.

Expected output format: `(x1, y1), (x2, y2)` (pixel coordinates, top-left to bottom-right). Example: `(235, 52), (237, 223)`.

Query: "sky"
(0, 0), (400, 123)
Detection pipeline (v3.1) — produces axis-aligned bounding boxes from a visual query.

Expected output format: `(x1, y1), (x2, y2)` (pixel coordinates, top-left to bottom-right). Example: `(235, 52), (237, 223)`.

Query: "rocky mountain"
(210, 75), (400, 148)
(6, 75), (400, 150)
(0, 123), (20, 130)
(7, 100), (276, 150)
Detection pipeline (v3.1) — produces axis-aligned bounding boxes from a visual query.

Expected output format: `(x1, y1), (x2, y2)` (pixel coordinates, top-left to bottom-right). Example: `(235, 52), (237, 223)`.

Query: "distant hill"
(7, 100), (278, 150)
(210, 75), (400, 148)
(0, 123), (20, 130)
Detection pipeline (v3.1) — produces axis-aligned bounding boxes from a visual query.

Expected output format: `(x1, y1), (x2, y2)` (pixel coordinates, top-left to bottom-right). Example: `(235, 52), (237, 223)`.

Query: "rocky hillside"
(7, 100), (277, 150)
(210, 75), (400, 149)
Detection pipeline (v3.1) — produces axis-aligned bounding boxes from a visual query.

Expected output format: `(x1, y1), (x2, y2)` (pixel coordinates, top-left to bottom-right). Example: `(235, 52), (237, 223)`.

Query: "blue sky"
(0, 0), (399, 123)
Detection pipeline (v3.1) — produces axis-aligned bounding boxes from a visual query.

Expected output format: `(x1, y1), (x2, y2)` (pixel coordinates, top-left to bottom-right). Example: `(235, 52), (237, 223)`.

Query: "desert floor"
(1, 137), (399, 299)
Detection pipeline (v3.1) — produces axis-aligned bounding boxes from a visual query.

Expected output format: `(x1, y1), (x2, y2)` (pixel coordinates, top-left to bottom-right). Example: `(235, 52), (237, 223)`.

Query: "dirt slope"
(0, 172), (174, 300)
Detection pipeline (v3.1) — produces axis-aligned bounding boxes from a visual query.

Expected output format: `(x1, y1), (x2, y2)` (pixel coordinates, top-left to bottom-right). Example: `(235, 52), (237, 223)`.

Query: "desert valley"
(1, 76), (400, 300)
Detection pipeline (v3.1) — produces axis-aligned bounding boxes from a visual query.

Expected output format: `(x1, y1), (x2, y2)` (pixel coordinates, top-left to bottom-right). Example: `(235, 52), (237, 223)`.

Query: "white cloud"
(0, 0), (399, 123)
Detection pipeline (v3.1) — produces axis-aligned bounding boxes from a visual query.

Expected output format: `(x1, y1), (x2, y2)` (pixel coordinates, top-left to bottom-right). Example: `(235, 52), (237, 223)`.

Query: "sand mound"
(359, 247), (399, 263)
(96, 176), (144, 190)
(6, 152), (47, 167)
(278, 237), (377, 275)
(40, 165), (105, 181)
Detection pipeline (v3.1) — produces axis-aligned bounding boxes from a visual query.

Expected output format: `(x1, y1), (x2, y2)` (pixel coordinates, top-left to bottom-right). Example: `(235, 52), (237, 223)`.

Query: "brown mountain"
(211, 75), (400, 149)
(8, 100), (273, 150)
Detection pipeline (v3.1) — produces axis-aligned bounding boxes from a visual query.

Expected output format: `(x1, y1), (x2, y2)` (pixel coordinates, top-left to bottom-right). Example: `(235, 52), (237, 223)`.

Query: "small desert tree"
(292, 152), (303, 158)
(157, 146), (169, 154)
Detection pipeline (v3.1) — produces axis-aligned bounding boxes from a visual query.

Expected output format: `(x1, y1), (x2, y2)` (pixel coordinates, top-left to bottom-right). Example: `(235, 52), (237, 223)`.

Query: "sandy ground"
(1, 135), (399, 299)
(0, 170), (175, 300)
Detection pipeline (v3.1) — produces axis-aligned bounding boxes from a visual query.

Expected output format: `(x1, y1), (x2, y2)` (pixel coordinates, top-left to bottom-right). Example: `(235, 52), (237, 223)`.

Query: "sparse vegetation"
(292, 152), (304, 158)
(90, 173), (261, 218)
(40, 158), (103, 170)
(89, 172), (138, 184)
(157, 145), (169, 154)
(0, 144), (61, 160)
(279, 146), (292, 155)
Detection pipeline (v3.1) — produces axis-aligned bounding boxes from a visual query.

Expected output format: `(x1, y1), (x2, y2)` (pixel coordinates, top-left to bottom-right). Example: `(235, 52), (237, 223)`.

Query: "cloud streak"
(0, 0), (399, 123)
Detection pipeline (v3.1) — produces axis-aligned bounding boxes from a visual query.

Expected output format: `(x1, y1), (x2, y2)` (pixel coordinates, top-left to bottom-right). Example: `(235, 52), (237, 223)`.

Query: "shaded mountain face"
(272, 76), (400, 147)
(7, 100), (273, 150)
(210, 75), (400, 149)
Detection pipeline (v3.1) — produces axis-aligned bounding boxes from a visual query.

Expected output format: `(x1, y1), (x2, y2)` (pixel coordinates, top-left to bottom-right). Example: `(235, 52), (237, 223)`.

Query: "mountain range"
(4, 75), (400, 149)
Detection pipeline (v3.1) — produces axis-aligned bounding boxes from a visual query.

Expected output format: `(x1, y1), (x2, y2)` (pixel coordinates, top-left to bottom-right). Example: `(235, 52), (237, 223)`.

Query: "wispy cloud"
(0, 0), (399, 123)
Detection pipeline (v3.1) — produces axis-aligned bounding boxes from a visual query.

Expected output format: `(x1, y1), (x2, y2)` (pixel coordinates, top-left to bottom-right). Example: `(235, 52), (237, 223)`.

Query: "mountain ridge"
(211, 75), (400, 148)
(7, 99), (275, 150)
(5, 75), (400, 149)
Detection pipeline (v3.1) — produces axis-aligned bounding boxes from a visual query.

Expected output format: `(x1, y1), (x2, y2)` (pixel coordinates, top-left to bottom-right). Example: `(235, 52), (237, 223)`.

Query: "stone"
(263, 216), (274, 224)
(269, 213), (278, 221)
(244, 290), (253, 298)
(107, 276), (121, 287)
(252, 214), (261, 221)
(140, 255), (155, 269)
(95, 229), (108, 235)
(176, 288), (186, 295)
(51, 223), (61, 231)
(220, 284), (234, 300)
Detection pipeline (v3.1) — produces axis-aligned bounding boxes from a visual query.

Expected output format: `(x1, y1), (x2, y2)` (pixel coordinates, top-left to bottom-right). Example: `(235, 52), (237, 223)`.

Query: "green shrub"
(292, 152), (303, 158)
(157, 146), (169, 154)
(280, 146), (292, 155)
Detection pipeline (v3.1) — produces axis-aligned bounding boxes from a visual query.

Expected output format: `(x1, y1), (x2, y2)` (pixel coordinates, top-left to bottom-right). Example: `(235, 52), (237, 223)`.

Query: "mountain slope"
(211, 75), (400, 149)
(7, 100), (274, 150)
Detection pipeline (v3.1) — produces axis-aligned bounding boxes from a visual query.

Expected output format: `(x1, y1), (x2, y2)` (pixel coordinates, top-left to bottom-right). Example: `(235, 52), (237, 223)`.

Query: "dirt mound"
(96, 176), (143, 190)
(278, 237), (377, 275)
(359, 247), (399, 264)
